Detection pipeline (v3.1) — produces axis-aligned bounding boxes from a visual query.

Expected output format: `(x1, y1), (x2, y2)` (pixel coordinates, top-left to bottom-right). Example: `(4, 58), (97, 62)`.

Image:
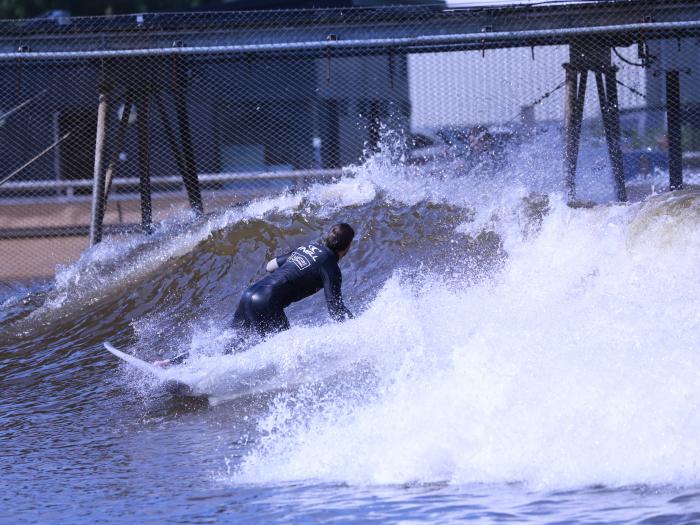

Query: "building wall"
(409, 45), (647, 130)
(0, 51), (411, 188)
(645, 38), (700, 138)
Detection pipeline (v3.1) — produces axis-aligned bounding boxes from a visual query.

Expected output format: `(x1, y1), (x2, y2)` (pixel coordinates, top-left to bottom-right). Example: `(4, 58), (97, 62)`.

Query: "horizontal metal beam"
(0, 18), (699, 60)
(0, 168), (347, 192)
(0, 223), (139, 240)
(1, 1), (698, 37)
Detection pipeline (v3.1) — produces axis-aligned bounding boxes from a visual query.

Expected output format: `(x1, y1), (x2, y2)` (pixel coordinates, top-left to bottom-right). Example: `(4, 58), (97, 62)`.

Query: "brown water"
(3, 146), (700, 523)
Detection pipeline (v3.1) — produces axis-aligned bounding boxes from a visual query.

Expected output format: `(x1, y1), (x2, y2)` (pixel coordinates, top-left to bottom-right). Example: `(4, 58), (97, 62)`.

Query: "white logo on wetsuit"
(300, 245), (322, 261)
(289, 244), (322, 271)
(289, 252), (310, 270)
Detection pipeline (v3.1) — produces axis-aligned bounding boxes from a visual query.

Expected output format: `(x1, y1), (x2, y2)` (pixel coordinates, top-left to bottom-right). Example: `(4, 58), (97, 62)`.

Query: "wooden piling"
(597, 68), (627, 202)
(605, 69), (627, 201)
(173, 59), (203, 215)
(95, 94), (133, 233)
(563, 64), (586, 201)
(666, 70), (683, 190)
(89, 89), (110, 245)
(136, 91), (153, 234)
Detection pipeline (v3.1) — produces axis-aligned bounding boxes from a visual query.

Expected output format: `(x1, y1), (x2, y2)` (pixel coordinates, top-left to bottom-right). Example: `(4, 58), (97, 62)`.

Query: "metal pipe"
(595, 70), (627, 202)
(604, 68), (627, 201)
(0, 168), (347, 191)
(1, 20), (700, 60)
(136, 92), (153, 233)
(564, 65), (577, 200)
(666, 70), (683, 190)
(0, 89), (46, 121)
(563, 65), (586, 201)
(0, 132), (70, 187)
(173, 58), (203, 215)
(154, 91), (185, 180)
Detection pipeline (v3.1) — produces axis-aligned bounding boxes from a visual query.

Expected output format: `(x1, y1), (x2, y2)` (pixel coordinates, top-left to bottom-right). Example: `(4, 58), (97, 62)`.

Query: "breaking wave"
(3, 132), (700, 491)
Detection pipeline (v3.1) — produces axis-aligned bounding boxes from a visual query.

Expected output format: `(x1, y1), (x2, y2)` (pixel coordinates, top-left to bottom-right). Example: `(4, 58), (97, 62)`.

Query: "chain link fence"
(1, 2), (699, 281)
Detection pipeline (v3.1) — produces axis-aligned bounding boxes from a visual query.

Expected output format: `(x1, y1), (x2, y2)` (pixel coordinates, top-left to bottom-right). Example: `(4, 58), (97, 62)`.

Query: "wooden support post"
(89, 89), (110, 246)
(598, 68), (627, 202)
(95, 94), (133, 233)
(565, 39), (627, 202)
(52, 111), (61, 196)
(563, 64), (586, 201)
(173, 59), (203, 215)
(666, 70), (683, 190)
(154, 92), (186, 181)
(136, 91), (153, 234)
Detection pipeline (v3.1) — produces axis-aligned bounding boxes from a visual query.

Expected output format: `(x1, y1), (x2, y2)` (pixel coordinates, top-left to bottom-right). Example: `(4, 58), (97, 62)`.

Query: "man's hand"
(153, 359), (172, 368)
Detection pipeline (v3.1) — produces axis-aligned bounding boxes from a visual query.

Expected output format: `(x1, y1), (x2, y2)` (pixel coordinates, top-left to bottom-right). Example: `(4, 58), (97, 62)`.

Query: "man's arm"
(266, 250), (293, 272)
(321, 264), (353, 322)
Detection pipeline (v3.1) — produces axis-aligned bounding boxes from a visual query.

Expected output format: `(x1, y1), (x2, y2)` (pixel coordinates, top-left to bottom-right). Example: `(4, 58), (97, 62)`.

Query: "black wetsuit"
(166, 243), (352, 364)
(233, 242), (353, 337)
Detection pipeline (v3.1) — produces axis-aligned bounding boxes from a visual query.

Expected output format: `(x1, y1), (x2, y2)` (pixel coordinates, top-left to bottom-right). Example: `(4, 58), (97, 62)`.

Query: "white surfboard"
(104, 342), (198, 397)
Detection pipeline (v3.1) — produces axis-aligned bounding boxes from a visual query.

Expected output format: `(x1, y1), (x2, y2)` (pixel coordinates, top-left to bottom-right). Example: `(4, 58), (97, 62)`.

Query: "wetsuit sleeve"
(321, 263), (353, 322)
(267, 250), (294, 272)
(275, 251), (293, 268)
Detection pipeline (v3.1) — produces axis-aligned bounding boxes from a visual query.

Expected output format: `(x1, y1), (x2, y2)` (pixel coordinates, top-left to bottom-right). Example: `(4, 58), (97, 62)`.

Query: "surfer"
(155, 223), (355, 366)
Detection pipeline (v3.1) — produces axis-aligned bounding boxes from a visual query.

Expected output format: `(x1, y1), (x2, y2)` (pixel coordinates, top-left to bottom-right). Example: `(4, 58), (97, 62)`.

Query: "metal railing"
(1, 169), (344, 193)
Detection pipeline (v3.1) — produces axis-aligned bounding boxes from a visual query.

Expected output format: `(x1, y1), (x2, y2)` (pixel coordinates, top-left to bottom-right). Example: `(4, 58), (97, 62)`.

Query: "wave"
(232, 189), (700, 489)
(3, 133), (700, 490)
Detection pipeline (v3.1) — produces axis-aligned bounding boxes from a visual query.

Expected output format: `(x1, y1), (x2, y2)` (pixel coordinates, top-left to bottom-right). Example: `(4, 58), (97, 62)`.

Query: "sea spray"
(6, 128), (700, 492)
(233, 189), (700, 489)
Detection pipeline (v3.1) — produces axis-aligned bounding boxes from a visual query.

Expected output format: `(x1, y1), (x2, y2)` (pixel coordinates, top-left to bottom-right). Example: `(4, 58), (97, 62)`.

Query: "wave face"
(2, 135), (700, 497)
(235, 189), (700, 488)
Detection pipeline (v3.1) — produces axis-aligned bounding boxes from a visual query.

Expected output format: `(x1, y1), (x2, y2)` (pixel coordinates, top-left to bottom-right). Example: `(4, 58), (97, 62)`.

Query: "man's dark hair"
(323, 223), (355, 253)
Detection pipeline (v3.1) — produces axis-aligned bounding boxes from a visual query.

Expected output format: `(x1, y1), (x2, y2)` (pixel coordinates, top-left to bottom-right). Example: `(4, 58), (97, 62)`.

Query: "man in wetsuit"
(156, 223), (354, 366)
(237, 222), (355, 335)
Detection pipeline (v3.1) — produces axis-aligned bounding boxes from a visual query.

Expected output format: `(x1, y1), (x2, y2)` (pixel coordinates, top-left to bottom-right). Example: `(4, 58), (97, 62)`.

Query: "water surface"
(3, 140), (700, 523)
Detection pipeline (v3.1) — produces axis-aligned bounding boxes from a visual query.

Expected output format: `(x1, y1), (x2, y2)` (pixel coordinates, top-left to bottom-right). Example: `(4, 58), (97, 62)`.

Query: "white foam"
(231, 190), (700, 489)
(304, 176), (377, 213)
(22, 125), (700, 490)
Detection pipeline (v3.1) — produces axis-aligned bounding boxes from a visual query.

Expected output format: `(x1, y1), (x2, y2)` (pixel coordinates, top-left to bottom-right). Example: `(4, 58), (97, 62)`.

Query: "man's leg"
(223, 288), (258, 355)
(156, 289), (252, 366)
(263, 309), (289, 334)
